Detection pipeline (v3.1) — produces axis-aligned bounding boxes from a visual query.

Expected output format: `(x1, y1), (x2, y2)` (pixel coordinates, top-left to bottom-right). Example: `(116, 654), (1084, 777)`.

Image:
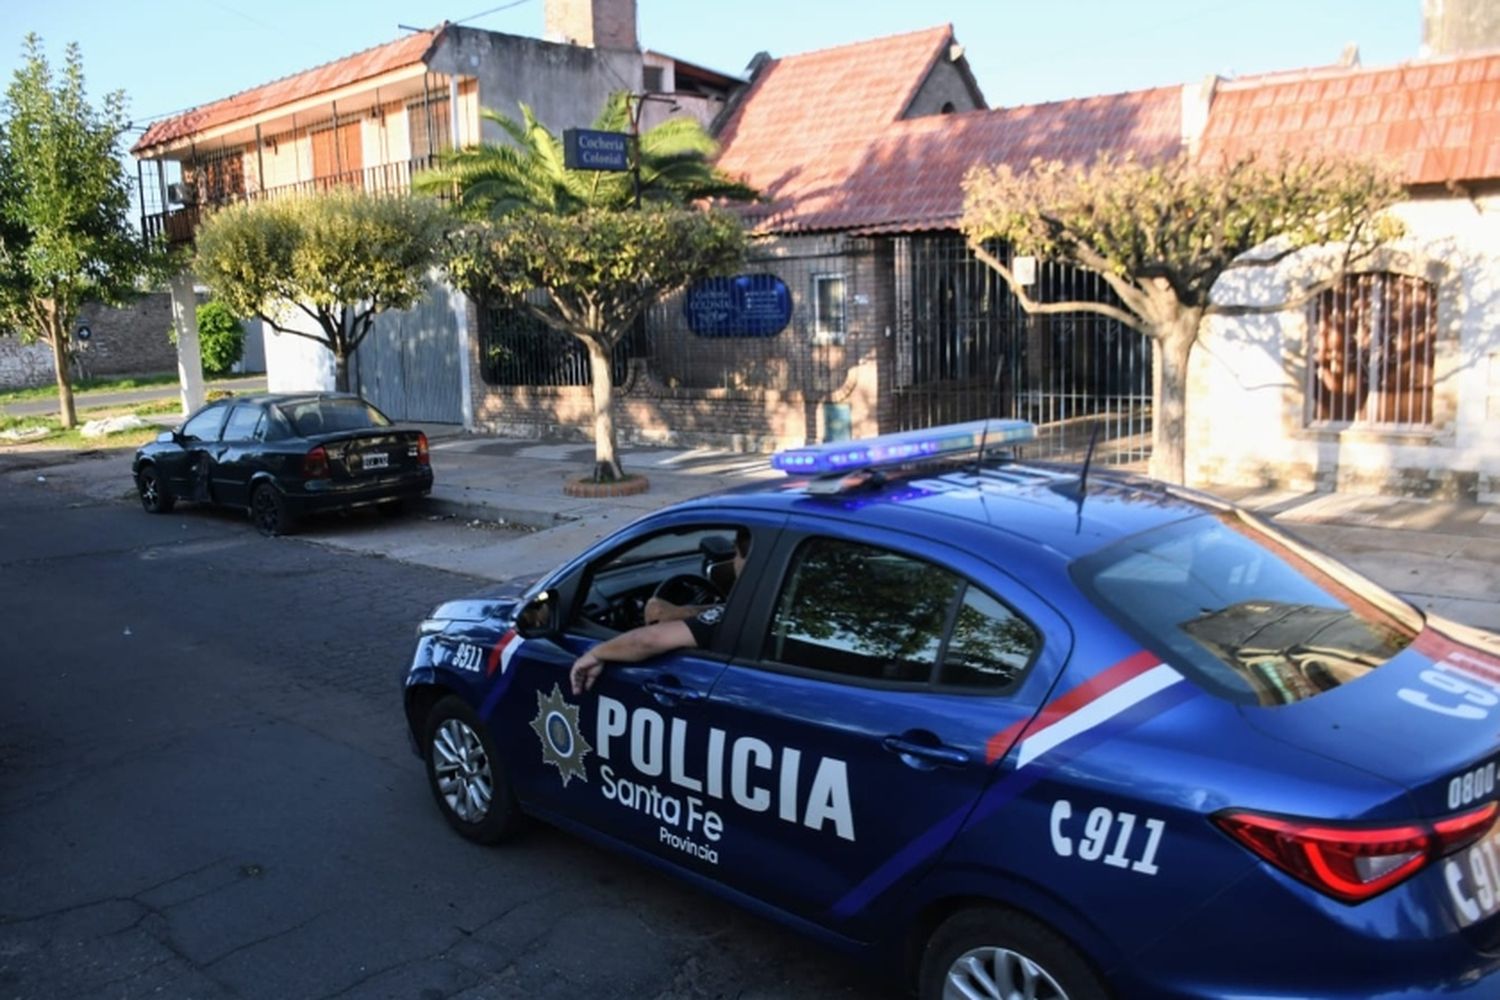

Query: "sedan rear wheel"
(423, 696), (519, 844)
(250, 483), (296, 536)
(136, 466), (175, 514)
(920, 907), (1108, 1000)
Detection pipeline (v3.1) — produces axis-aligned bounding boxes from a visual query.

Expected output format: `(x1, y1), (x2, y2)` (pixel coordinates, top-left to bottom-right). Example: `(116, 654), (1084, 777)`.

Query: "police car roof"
(679, 459), (1213, 564)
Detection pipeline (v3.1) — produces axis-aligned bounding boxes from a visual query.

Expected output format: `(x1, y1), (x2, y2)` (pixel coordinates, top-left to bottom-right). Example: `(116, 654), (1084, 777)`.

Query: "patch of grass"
(0, 372), (179, 406)
(0, 400), (168, 451)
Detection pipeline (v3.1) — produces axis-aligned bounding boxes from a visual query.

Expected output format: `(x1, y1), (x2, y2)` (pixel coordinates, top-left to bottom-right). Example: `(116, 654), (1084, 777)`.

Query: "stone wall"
(0, 338), (54, 390)
(0, 293), (181, 389)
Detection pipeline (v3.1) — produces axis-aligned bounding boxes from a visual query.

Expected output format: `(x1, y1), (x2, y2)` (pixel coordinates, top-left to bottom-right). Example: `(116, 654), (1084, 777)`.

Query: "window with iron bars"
(479, 303), (631, 387)
(408, 96), (452, 161)
(1308, 272), (1436, 427)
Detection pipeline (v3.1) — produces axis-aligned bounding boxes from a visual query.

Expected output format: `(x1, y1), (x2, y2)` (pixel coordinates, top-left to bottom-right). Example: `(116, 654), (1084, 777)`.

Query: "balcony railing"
(141, 155), (439, 248)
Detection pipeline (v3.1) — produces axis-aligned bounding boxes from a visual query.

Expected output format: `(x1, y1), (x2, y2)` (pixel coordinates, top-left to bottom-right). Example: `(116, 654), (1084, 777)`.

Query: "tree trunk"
(1148, 319), (1198, 485)
(44, 299), (77, 429)
(584, 336), (624, 482)
(333, 351), (350, 394)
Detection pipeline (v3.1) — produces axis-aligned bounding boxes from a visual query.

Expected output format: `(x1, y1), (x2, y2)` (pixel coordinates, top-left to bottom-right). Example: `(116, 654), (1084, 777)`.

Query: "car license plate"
(363, 452), (389, 470)
(1445, 819), (1500, 926)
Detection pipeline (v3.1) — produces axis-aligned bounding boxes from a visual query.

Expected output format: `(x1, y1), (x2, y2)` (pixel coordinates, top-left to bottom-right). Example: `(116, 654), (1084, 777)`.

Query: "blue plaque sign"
(684, 274), (792, 338)
(563, 128), (630, 172)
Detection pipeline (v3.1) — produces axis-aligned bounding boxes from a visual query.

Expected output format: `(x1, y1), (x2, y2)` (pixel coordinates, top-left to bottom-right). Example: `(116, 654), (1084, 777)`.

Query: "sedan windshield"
(1073, 508), (1423, 706)
(279, 398), (391, 436)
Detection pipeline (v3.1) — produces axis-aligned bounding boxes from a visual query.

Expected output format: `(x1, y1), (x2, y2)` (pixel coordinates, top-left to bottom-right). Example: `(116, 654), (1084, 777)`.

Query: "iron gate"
(353, 280), (465, 424)
(892, 235), (1153, 465)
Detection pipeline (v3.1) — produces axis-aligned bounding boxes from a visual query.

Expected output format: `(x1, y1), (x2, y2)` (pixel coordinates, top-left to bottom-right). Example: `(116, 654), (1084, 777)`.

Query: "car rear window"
(280, 399), (391, 436)
(1072, 510), (1422, 706)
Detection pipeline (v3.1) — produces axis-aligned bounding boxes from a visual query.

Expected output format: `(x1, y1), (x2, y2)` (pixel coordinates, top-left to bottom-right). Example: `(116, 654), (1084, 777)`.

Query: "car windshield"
(280, 398), (391, 436)
(1073, 508), (1423, 706)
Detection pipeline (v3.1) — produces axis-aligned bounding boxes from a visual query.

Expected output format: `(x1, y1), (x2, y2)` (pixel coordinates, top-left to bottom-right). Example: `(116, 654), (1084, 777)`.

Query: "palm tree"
(418, 92), (757, 484)
(413, 91), (754, 217)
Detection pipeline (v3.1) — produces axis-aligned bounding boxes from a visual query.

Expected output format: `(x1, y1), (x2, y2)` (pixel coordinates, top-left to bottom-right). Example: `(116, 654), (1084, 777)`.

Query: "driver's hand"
(643, 597), (672, 625)
(570, 651), (603, 695)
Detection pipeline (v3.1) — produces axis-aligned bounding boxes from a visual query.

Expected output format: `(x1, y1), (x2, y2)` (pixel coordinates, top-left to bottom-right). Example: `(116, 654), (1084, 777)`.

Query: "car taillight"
(416, 432), (430, 467)
(303, 445), (330, 479)
(1215, 802), (1497, 903)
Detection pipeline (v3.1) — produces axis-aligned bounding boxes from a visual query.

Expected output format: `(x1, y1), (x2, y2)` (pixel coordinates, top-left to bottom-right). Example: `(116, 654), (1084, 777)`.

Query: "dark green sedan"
(131, 392), (433, 535)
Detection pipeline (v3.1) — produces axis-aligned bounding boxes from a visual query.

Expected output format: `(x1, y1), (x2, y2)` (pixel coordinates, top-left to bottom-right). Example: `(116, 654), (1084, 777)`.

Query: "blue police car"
(402, 420), (1500, 999)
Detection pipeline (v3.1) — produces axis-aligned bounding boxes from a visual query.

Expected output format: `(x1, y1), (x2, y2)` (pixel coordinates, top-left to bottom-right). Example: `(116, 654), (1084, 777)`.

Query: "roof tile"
(722, 76), (1183, 234)
(134, 27), (441, 153)
(1200, 50), (1500, 185)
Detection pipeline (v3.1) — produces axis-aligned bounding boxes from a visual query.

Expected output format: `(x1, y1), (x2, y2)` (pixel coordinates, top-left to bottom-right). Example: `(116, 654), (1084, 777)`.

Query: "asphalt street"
(0, 473), (887, 1000)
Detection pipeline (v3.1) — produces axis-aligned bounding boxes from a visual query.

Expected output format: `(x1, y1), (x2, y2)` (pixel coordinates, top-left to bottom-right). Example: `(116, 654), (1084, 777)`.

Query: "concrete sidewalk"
(5, 425), (1500, 630)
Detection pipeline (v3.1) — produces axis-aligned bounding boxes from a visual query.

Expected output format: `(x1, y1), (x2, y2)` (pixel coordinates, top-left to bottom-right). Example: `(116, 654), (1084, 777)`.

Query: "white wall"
(1189, 191), (1500, 498)
(262, 308), (336, 392)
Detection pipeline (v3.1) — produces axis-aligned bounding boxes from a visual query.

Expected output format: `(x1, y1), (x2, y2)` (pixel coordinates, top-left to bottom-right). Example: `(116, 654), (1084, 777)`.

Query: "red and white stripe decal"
(487, 629), (523, 677)
(985, 650), (1185, 766)
(1415, 629), (1500, 690)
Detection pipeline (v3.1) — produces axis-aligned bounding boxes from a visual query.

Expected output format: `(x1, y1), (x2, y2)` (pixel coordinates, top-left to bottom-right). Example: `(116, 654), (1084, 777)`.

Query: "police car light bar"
(771, 419), (1037, 476)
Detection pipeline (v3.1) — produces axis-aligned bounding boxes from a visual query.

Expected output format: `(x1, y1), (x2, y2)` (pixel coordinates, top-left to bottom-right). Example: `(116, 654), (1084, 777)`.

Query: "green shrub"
(196, 301), (245, 376)
(169, 301), (245, 376)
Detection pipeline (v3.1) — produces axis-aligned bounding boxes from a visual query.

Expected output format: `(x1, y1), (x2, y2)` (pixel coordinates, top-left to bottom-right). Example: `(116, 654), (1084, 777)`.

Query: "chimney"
(544, 0), (639, 50)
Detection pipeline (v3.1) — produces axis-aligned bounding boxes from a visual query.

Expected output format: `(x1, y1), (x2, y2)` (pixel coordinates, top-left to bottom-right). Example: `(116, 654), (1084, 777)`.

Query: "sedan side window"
(180, 405), (228, 442)
(765, 537), (1039, 689)
(766, 538), (959, 683)
(222, 405), (264, 442)
(940, 586), (1039, 688)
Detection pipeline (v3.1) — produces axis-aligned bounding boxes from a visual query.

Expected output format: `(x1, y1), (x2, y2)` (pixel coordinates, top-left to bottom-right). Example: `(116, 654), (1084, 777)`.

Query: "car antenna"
(1078, 422), (1101, 496)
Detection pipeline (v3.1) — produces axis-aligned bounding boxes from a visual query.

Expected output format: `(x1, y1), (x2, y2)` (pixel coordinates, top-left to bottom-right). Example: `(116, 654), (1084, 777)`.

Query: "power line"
(453, 0), (535, 27)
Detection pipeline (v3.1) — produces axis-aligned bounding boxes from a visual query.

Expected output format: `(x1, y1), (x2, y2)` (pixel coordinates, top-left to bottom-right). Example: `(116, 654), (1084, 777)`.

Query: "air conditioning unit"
(167, 181), (197, 206)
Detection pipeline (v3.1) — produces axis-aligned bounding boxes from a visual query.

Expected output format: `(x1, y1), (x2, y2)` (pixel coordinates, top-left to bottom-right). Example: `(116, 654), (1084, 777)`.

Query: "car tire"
(250, 483), (296, 536)
(136, 465), (175, 514)
(919, 906), (1109, 1000)
(423, 696), (520, 844)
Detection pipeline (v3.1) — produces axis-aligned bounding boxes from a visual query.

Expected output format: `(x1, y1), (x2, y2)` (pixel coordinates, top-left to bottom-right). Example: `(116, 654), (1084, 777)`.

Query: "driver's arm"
(643, 597), (712, 625)
(570, 620), (697, 694)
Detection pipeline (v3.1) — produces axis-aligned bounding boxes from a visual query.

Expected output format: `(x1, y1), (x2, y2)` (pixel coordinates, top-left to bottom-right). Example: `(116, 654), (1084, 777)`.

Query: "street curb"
(421, 494), (575, 531)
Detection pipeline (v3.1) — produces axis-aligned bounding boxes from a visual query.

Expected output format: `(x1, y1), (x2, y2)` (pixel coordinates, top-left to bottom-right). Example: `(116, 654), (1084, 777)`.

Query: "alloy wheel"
(944, 946), (1069, 1000)
(431, 717), (493, 823)
(251, 487), (281, 535)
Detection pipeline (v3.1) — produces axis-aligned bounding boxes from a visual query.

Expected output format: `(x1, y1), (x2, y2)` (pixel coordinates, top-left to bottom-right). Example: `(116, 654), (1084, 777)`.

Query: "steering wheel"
(651, 574), (722, 609)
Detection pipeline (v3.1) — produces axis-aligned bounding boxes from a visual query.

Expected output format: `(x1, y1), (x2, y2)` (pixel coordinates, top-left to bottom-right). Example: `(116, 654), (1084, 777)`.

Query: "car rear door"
(210, 403), (266, 508)
(698, 524), (1071, 939)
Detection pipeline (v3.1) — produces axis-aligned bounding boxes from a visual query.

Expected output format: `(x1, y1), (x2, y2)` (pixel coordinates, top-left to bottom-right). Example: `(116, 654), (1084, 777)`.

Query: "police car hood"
(427, 576), (539, 625)
(1240, 619), (1500, 815)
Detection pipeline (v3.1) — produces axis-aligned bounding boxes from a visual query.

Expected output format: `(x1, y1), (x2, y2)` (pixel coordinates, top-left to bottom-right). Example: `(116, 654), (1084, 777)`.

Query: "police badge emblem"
(530, 683), (593, 787)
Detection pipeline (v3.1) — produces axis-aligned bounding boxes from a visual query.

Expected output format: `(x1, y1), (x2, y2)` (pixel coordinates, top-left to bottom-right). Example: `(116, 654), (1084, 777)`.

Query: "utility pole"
(625, 92), (677, 211)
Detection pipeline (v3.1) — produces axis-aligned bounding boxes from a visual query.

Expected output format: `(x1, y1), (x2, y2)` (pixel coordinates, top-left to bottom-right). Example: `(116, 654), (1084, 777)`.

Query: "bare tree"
(961, 153), (1404, 482)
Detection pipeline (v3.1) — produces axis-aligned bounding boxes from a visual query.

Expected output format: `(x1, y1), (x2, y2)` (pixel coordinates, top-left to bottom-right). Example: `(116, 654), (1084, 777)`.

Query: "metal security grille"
(478, 302), (630, 387)
(1309, 272), (1436, 427)
(642, 243), (860, 396)
(894, 235), (1153, 464)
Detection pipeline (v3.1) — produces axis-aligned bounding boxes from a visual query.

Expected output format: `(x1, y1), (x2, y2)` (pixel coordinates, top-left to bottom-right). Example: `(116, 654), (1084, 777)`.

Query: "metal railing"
(140, 155), (438, 248)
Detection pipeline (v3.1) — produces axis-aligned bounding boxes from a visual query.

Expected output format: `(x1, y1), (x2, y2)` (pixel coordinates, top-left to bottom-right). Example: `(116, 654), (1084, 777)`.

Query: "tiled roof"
(1198, 50), (1500, 185)
(715, 25), (957, 206)
(736, 87), (1184, 234)
(133, 27), (443, 153)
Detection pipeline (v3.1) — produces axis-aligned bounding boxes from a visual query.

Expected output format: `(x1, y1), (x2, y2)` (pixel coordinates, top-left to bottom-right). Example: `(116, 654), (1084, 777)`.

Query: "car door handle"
(642, 679), (706, 705)
(882, 735), (971, 768)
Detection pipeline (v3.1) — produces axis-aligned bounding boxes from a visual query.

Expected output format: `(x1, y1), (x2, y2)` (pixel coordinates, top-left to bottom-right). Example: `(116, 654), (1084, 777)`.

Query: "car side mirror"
(516, 589), (559, 639)
(156, 430), (176, 444)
